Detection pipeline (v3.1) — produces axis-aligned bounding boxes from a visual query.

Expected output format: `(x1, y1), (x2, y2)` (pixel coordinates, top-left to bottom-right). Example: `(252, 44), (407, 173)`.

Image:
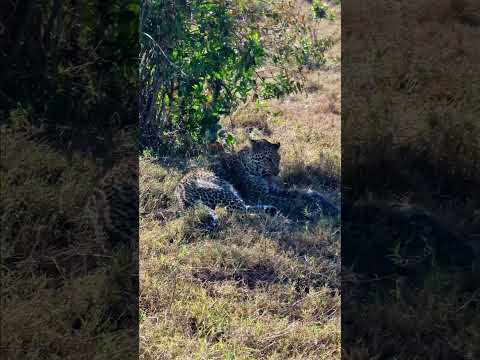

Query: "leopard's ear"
(248, 138), (259, 148)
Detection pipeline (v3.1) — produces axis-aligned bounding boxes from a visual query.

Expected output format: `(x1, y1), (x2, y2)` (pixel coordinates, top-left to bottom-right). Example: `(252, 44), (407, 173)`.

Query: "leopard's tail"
(305, 190), (340, 217)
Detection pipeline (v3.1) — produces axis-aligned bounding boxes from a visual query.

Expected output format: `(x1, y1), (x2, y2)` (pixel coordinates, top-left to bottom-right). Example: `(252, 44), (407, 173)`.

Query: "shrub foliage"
(140, 0), (333, 153)
(1, 0), (138, 153)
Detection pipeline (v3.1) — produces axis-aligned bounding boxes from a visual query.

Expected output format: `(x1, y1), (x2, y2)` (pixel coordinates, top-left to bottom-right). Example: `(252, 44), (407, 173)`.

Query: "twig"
(456, 290), (479, 313)
(141, 32), (187, 77)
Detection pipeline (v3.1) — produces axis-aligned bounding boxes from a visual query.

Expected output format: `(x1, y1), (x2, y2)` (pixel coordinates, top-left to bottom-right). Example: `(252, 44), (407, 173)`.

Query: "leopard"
(219, 139), (339, 221)
(84, 129), (139, 249)
(85, 158), (138, 248)
(175, 167), (279, 229)
(175, 138), (339, 230)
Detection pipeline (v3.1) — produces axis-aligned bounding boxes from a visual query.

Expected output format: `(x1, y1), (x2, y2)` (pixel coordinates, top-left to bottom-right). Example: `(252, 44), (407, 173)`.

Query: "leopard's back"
(174, 168), (246, 211)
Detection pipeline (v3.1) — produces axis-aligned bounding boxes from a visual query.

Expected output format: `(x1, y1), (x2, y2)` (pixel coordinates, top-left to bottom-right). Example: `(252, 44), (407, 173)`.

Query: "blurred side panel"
(1, 1), (139, 358)
(342, 1), (480, 359)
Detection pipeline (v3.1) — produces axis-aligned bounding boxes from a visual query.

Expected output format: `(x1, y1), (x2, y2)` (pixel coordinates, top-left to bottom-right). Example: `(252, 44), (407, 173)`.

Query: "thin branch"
(141, 32), (187, 77)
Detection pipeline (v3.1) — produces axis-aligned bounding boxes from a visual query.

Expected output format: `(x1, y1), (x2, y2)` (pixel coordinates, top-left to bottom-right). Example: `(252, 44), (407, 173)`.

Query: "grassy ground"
(342, 1), (480, 358)
(1, 126), (138, 359)
(139, 2), (341, 359)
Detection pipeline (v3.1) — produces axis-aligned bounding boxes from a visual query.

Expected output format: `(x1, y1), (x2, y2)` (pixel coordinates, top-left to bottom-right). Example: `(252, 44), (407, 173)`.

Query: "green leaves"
(140, 0), (333, 154)
(225, 133), (236, 147)
(260, 73), (303, 100)
(127, 3), (140, 15)
(141, 0), (268, 152)
(311, 1), (336, 21)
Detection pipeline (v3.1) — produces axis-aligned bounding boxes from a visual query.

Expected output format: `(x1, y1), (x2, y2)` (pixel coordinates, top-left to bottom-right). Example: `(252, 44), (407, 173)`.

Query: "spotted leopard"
(84, 128), (139, 248)
(85, 158), (139, 248)
(220, 139), (339, 221)
(175, 138), (339, 229)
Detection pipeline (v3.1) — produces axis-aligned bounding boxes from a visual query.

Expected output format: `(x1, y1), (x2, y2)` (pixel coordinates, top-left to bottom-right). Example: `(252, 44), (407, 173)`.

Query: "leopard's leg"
(202, 206), (219, 231)
(226, 173), (283, 213)
(245, 204), (279, 216)
(241, 174), (339, 220)
(174, 183), (188, 211)
(227, 197), (279, 217)
(220, 182), (279, 217)
(303, 190), (339, 217)
(262, 178), (339, 218)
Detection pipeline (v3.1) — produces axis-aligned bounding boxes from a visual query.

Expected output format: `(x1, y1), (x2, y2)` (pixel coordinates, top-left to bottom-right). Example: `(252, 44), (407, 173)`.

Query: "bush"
(140, 0), (333, 154)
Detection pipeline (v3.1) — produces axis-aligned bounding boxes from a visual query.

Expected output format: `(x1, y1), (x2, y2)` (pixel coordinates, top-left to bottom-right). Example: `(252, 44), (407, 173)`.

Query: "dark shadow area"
(342, 1), (480, 358)
(281, 162), (339, 193)
(192, 262), (285, 289)
(1, 2), (139, 358)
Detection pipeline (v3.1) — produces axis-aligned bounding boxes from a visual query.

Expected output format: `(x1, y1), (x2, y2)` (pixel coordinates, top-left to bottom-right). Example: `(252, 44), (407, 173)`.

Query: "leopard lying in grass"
(175, 168), (279, 229)
(175, 138), (339, 230)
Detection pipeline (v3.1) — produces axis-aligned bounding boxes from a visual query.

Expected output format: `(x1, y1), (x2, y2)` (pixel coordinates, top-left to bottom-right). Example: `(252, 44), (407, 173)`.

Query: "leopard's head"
(243, 139), (281, 177)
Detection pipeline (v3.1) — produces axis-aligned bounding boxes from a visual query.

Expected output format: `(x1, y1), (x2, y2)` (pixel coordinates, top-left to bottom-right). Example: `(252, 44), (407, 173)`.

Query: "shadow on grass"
(342, 141), (480, 359)
(342, 136), (479, 279)
(281, 161), (340, 192)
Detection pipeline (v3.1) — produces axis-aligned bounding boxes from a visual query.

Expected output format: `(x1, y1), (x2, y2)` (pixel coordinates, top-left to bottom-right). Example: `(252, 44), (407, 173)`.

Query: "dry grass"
(139, 199), (340, 359)
(139, 167), (340, 359)
(342, 1), (480, 358)
(1, 125), (138, 359)
(140, 1), (341, 359)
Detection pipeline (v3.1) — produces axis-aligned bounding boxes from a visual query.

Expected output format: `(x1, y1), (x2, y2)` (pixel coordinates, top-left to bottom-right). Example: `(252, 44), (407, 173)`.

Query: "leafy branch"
(139, 0), (334, 154)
